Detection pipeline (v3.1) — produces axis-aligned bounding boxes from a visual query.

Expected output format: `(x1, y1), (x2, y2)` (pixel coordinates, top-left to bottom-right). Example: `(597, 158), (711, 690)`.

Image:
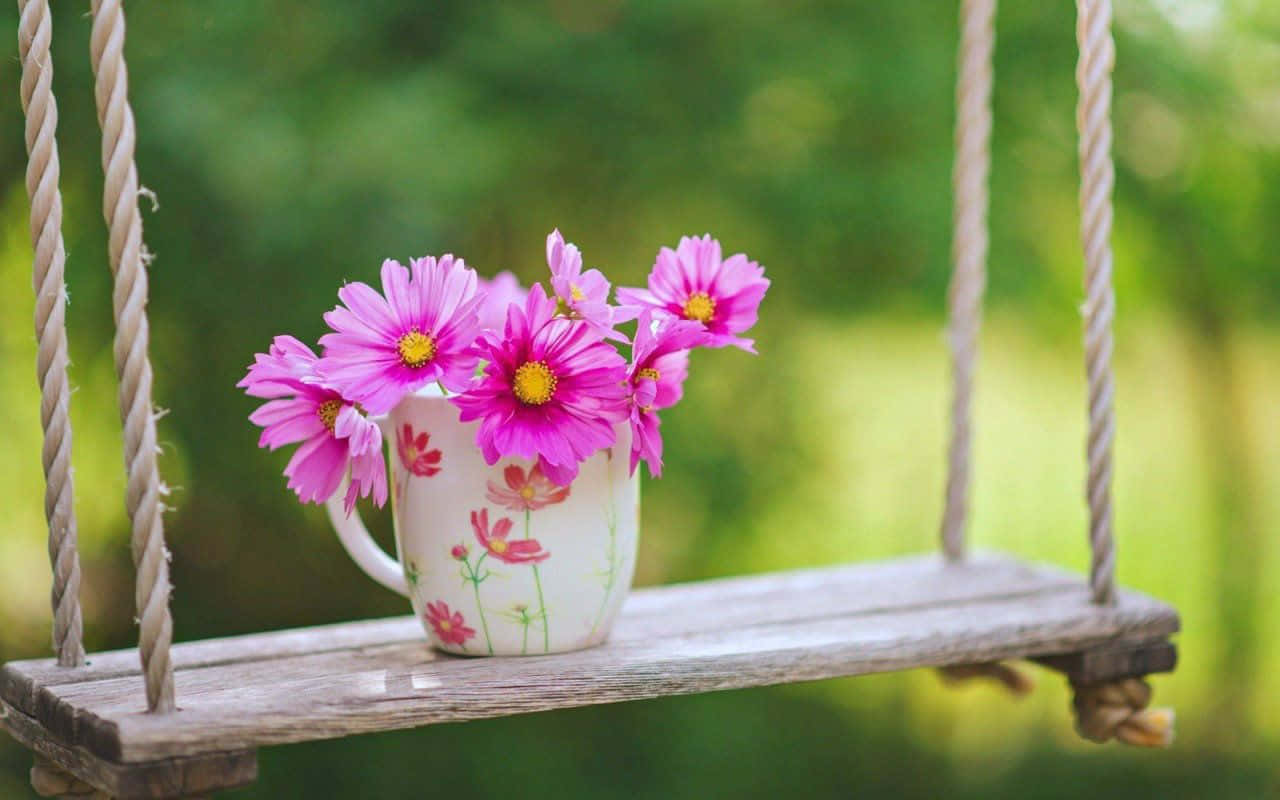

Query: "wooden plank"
(2, 553), (1067, 715)
(1, 615), (425, 705)
(1035, 638), (1178, 684)
(0, 698), (256, 799)
(2, 552), (1071, 736)
(1, 554), (1180, 765)
(59, 587), (1180, 760)
(108, 587), (1174, 761)
(4, 554), (1042, 691)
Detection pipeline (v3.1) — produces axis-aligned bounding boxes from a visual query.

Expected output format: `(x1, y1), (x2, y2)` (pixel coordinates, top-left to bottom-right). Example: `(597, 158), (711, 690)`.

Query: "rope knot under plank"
(1071, 678), (1174, 747)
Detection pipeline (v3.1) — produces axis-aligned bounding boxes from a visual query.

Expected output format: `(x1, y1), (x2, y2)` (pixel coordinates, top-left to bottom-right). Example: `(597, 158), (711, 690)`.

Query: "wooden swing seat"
(1, 552), (1178, 798)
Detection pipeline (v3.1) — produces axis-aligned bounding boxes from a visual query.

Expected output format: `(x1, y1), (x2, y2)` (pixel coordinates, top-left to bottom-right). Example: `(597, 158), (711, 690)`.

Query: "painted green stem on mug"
(460, 553), (494, 655)
(501, 605), (535, 655)
(590, 457), (620, 637)
(526, 509), (550, 653)
(471, 582), (493, 655)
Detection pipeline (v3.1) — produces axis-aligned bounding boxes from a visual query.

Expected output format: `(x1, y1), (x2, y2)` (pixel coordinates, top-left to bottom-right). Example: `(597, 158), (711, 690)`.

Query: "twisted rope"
(1071, 678), (1175, 747)
(1076, 0), (1117, 605)
(938, 661), (1033, 696)
(18, 0), (86, 668)
(88, 0), (175, 712)
(941, 0), (995, 562)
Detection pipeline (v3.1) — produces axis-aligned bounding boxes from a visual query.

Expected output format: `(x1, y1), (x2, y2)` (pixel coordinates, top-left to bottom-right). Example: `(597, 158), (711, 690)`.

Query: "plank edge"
(1, 698), (257, 799)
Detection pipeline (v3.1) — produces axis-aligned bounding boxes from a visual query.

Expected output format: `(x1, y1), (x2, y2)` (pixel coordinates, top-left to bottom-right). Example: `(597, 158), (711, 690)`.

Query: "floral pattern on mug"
(500, 602), (542, 656)
(486, 462), (570, 511)
(452, 544), (496, 654)
(425, 601), (476, 648)
(397, 424), (443, 477)
(591, 453), (622, 636)
(471, 509), (550, 564)
(395, 423), (443, 502)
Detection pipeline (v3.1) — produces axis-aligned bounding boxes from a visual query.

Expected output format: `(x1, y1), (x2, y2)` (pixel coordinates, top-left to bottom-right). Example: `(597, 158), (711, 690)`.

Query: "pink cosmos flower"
(627, 313), (708, 477)
(238, 335), (387, 513)
(451, 284), (630, 486)
(616, 234), (769, 352)
(477, 271), (529, 332)
(546, 229), (636, 343)
(485, 462), (571, 511)
(396, 424), (443, 477)
(317, 255), (483, 414)
(471, 509), (549, 564)
(425, 601), (476, 646)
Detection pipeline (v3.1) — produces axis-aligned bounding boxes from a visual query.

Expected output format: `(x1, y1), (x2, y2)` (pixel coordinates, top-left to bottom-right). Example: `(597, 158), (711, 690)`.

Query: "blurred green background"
(2, 0), (1278, 797)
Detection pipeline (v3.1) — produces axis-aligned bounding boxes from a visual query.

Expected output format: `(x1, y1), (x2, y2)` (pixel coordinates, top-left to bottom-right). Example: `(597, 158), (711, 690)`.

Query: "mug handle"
(324, 482), (410, 597)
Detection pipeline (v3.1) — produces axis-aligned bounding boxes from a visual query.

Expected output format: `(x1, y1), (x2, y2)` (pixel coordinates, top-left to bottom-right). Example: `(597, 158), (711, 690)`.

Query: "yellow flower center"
(570, 284), (585, 302)
(637, 367), (661, 382)
(397, 330), (437, 368)
(519, 486), (536, 500)
(439, 619), (452, 632)
(513, 360), (557, 406)
(489, 539), (509, 554)
(682, 292), (716, 323)
(317, 399), (342, 432)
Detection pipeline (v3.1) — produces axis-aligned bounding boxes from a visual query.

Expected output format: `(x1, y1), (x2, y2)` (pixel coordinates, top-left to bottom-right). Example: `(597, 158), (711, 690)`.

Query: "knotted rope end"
(1071, 678), (1175, 748)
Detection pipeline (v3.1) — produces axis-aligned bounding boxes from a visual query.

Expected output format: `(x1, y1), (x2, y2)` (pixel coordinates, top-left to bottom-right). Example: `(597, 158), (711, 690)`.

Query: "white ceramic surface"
(326, 387), (639, 656)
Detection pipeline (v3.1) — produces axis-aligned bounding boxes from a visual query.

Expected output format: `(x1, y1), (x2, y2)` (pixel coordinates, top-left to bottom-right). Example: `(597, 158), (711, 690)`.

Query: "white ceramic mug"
(325, 387), (639, 656)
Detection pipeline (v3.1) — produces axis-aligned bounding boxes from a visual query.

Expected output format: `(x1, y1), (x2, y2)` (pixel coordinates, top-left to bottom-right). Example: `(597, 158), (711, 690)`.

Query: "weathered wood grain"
(1, 553), (1069, 720)
(5, 553), (1058, 702)
(2, 552), (1066, 732)
(0, 698), (255, 799)
(0, 554), (1179, 766)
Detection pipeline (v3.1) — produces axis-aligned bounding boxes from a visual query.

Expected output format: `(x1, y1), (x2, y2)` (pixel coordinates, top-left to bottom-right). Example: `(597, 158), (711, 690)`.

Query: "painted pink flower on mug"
(425, 601), (476, 647)
(486, 462), (571, 512)
(397, 424), (443, 477)
(471, 509), (550, 565)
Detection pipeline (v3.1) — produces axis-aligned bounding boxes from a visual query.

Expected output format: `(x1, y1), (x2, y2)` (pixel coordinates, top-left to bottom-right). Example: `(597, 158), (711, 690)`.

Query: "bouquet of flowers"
(239, 231), (768, 512)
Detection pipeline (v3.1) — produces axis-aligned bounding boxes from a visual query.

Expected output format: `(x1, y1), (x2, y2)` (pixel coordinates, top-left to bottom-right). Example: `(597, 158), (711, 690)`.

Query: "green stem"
(590, 462), (620, 636)
(470, 581), (493, 655)
(526, 509), (550, 653)
(462, 558), (494, 655)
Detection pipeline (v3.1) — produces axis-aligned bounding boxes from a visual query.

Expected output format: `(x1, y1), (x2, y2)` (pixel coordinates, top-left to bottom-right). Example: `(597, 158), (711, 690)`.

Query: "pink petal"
(379, 259), (416, 330)
(283, 434), (347, 503)
(335, 281), (401, 339)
